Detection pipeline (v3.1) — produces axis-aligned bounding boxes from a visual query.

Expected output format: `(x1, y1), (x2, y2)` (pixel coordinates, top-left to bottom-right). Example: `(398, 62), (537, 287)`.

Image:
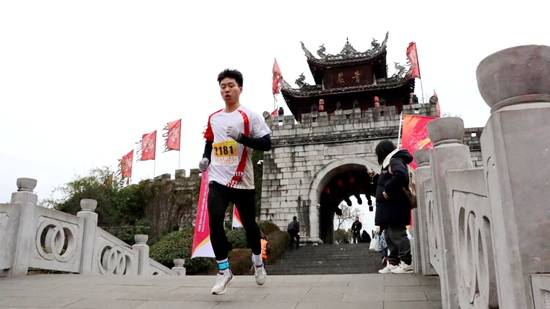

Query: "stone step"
(265, 266), (382, 275)
(279, 255), (382, 261)
(266, 244), (382, 275)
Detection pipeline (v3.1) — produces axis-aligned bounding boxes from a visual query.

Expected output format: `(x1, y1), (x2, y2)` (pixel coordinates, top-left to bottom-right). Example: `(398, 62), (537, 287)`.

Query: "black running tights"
(208, 181), (261, 260)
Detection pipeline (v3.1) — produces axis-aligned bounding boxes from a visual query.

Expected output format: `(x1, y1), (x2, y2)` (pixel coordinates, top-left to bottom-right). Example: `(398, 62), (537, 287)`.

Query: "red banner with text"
(191, 170), (215, 258)
(164, 119), (181, 151)
(121, 150), (133, 178)
(272, 58), (283, 95)
(401, 115), (437, 169)
(141, 131), (157, 161)
(406, 42), (421, 79)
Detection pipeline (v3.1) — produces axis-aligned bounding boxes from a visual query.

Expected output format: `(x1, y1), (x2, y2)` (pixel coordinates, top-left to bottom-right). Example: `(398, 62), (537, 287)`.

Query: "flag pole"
(420, 79), (425, 103)
(153, 131), (157, 178)
(417, 43), (425, 103)
(178, 150), (181, 170)
(397, 112), (404, 149)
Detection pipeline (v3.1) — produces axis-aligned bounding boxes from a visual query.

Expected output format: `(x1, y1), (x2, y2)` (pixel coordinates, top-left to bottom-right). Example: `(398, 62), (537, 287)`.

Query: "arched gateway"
(259, 34), (481, 243)
(308, 158), (379, 243)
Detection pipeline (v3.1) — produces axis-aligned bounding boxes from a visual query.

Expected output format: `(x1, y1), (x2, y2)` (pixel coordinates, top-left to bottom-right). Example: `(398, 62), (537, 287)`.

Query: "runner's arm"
(203, 141), (213, 159)
(238, 134), (271, 151)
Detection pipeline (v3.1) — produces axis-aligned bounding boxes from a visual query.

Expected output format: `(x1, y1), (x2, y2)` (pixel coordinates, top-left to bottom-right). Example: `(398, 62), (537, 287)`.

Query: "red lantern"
(374, 96), (380, 108)
(319, 99), (325, 112)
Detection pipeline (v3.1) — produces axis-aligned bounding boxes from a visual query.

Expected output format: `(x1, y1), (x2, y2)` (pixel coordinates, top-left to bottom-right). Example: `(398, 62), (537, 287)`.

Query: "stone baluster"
(133, 234), (150, 275)
(427, 118), (473, 309)
(476, 44), (550, 309)
(8, 178), (38, 277)
(172, 259), (186, 276)
(412, 149), (437, 276)
(77, 199), (98, 274)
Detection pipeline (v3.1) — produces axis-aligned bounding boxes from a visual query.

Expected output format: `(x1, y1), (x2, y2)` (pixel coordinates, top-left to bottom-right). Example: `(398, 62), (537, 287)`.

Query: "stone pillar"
(8, 178), (38, 277)
(76, 199), (98, 274)
(307, 202), (322, 244)
(172, 259), (186, 276)
(133, 234), (150, 275)
(427, 118), (473, 309)
(412, 149), (437, 276)
(476, 45), (550, 309)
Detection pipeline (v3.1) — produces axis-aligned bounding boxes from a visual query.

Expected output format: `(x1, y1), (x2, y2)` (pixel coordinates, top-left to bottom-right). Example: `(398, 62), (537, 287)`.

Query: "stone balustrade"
(412, 45), (550, 309)
(0, 181), (185, 278)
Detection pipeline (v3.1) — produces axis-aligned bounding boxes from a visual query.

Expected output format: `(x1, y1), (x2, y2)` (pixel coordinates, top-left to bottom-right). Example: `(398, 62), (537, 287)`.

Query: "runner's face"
(219, 77), (242, 105)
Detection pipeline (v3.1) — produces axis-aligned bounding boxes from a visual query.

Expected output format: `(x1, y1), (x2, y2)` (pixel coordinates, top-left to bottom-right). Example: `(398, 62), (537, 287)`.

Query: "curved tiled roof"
(281, 76), (413, 98)
(301, 32), (389, 66)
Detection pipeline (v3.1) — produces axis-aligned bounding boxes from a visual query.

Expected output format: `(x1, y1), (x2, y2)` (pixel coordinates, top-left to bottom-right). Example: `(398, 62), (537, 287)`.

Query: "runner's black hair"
(375, 140), (396, 165)
(217, 69), (243, 87)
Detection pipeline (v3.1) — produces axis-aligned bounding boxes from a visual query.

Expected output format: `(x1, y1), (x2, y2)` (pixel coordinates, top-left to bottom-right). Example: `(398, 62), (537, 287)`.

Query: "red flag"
(434, 91), (441, 118)
(271, 108), (278, 116)
(141, 131), (156, 161)
(191, 170), (215, 258)
(163, 119), (181, 151)
(121, 150), (133, 178)
(406, 42), (421, 79)
(272, 58), (283, 95)
(401, 115), (437, 169)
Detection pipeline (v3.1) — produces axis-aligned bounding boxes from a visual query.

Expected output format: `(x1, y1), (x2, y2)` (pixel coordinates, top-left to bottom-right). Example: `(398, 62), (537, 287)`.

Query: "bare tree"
(334, 204), (363, 230)
(441, 111), (462, 118)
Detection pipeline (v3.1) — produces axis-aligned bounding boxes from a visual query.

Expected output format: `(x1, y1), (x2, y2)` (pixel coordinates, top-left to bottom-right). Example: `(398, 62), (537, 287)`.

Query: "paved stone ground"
(0, 274), (442, 309)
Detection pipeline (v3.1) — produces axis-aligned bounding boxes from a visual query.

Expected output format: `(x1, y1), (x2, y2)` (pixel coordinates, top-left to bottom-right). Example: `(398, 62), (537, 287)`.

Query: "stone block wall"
(464, 127), (484, 167)
(144, 169), (201, 242)
(261, 103), (485, 240)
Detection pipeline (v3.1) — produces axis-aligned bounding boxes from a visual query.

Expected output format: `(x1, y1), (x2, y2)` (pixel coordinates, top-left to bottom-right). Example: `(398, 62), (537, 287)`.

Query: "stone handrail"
(0, 181), (184, 277)
(412, 45), (550, 309)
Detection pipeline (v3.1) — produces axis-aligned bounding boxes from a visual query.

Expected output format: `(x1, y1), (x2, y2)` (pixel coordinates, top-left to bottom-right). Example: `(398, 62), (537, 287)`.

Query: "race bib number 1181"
(212, 139), (239, 166)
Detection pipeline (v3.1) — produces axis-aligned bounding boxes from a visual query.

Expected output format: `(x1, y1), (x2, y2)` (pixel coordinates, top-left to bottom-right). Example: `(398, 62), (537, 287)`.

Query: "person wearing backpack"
(369, 140), (413, 274)
(287, 216), (300, 250)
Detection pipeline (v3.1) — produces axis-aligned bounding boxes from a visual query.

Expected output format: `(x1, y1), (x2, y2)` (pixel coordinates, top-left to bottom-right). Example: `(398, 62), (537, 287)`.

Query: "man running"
(198, 69), (272, 295)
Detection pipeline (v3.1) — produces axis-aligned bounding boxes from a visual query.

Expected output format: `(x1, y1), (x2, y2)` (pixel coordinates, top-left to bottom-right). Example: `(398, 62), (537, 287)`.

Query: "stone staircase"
(265, 243), (383, 275)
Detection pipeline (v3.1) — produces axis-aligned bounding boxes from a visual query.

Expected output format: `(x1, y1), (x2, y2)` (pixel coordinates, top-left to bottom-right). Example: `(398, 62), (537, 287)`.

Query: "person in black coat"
(361, 230), (371, 243)
(351, 217), (362, 244)
(287, 216), (300, 250)
(369, 140), (413, 274)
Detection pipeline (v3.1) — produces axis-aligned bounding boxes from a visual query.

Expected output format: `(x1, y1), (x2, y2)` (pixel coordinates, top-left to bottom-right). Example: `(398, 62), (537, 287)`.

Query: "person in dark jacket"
(287, 216), (300, 249)
(351, 217), (362, 244)
(369, 140), (413, 274)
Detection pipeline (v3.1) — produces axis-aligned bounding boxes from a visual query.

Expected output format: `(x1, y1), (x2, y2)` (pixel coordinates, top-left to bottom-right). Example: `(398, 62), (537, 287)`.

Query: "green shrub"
(149, 227), (216, 275)
(334, 229), (350, 244)
(258, 220), (280, 235)
(226, 228), (248, 249)
(228, 248), (253, 275)
(265, 230), (290, 265)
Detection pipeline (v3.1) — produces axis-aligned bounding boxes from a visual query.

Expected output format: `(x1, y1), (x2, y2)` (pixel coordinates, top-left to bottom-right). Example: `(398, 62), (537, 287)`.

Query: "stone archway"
(308, 157), (379, 244)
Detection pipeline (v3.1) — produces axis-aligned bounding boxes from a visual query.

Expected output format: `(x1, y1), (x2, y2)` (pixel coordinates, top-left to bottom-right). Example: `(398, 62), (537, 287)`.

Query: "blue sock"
(217, 259), (230, 275)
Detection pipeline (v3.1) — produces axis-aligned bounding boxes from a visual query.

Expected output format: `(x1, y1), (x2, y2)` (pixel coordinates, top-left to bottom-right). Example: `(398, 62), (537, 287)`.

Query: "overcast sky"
(1, 1), (549, 204)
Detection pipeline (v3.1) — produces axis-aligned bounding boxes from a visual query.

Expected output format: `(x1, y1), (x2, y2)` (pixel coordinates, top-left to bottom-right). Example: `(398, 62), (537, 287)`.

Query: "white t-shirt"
(203, 105), (272, 189)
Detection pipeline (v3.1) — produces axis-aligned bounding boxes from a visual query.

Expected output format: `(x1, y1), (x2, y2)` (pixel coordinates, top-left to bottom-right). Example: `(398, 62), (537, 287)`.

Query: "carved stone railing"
(411, 149), (437, 276)
(447, 169), (498, 308)
(413, 45), (550, 309)
(0, 179), (185, 278)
